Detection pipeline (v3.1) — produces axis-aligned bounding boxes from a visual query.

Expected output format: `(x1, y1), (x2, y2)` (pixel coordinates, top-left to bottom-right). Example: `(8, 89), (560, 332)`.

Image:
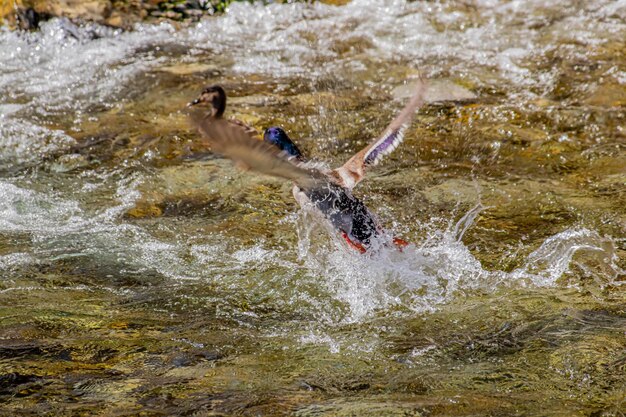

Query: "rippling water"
(1, 0), (625, 415)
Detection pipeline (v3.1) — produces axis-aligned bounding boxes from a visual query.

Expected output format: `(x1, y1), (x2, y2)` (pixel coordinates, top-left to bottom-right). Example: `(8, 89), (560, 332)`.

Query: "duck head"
(264, 127), (304, 160)
(188, 85), (226, 118)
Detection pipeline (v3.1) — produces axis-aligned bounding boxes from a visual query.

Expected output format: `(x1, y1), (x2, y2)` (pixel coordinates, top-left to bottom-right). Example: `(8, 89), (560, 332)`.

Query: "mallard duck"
(188, 80), (427, 253)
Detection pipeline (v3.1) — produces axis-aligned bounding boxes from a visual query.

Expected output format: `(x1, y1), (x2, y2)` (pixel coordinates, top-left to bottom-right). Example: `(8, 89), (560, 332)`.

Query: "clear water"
(0, 1), (625, 415)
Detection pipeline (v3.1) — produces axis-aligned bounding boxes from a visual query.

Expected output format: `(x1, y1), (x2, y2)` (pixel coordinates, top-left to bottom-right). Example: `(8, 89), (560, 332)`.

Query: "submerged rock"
(1, 0), (117, 29)
(14, 7), (44, 30)
(158, 62), (221, 76)
(393, 79), (478, 103)
(1, 0), (308, 29)
(1, 0), (112, 28)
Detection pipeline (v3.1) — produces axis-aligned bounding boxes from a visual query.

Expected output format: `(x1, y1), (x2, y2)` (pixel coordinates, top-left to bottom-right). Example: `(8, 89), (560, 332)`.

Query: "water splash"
(295, 204), (622, 322)
(1, 169), (618, 325)
(512, 228), (624, 288)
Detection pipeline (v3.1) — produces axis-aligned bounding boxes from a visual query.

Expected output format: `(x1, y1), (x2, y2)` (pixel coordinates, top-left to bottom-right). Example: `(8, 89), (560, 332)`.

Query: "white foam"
(0, 175), (620, 324)
(0, 19), (173, 114)
(295, 204), (623, 322)
(0, 119), (75, 170)
(0, 181), (85, 234)
(0, 252), (35, 270)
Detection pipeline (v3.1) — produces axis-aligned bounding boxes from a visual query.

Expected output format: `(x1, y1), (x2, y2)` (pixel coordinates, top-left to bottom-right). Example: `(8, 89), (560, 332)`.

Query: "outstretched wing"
(334, 79), (428, 189)
(189, 111), (323, 188)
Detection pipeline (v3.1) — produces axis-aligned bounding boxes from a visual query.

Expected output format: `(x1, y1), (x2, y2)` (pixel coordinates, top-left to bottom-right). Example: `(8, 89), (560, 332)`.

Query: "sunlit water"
(1, 0), (625, 415)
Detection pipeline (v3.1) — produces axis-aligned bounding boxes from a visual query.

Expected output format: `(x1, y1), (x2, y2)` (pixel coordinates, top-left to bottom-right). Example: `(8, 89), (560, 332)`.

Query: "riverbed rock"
(393, 79), (478, 103)
(158, 62), (221, 76)
(20, 1), (108, 23)
(1, 0), (117, 28)
(0, 0), (241, 29)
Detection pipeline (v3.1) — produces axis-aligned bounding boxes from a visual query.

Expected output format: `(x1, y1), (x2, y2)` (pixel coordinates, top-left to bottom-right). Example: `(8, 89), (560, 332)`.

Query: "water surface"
(0, 0), (625, 415)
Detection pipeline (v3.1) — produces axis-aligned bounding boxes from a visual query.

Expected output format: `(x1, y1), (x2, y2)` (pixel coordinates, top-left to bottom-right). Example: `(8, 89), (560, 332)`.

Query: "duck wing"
(189, 111), (324, 188)
(228, 117), (261, 138)
(334, 79), (428, 189)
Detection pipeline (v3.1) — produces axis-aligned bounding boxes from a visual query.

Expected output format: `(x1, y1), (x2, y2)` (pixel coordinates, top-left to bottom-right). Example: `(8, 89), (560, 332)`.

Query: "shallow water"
(1, 0), (625, 415)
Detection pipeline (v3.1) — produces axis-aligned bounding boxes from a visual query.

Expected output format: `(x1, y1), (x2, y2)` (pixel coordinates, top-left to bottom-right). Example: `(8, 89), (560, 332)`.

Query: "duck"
(187, 80), (427, 253)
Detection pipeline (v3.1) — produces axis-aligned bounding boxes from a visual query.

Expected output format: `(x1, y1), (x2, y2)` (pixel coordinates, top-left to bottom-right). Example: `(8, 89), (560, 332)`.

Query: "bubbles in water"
(0, 252), (35, 272)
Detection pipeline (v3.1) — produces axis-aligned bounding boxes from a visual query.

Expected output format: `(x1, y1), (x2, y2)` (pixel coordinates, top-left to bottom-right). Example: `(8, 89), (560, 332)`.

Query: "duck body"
(264, 126), (381, 251)
(188, 80), (427, 253)
(293, 183), (380, 252)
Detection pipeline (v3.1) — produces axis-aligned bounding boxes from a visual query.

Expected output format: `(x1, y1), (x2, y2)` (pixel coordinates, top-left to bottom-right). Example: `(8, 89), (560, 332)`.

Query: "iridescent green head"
(263, 127), (303, 160)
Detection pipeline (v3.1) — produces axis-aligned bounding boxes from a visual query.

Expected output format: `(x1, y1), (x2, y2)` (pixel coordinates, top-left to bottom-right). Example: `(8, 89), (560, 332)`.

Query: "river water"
(1, 0), (625, 415)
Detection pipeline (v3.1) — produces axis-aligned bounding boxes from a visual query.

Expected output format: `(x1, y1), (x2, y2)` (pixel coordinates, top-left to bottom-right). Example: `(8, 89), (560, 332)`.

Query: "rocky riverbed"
(1, 0), (350, 30)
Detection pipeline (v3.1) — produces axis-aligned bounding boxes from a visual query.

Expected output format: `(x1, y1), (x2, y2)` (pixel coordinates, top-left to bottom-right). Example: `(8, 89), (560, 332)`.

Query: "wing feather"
(189, 111), (323, 188)
(335, 79), (428, 189)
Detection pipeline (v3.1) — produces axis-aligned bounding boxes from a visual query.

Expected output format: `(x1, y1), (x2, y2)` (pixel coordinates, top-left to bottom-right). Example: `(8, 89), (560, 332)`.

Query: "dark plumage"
(302, 183), (380, 250)
(263, 127), (303, 160)
(188, 80), (428, 252)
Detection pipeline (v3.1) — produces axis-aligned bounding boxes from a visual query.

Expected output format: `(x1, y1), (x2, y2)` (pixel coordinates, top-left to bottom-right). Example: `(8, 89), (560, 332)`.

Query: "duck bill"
(186, 98), (201, 107)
